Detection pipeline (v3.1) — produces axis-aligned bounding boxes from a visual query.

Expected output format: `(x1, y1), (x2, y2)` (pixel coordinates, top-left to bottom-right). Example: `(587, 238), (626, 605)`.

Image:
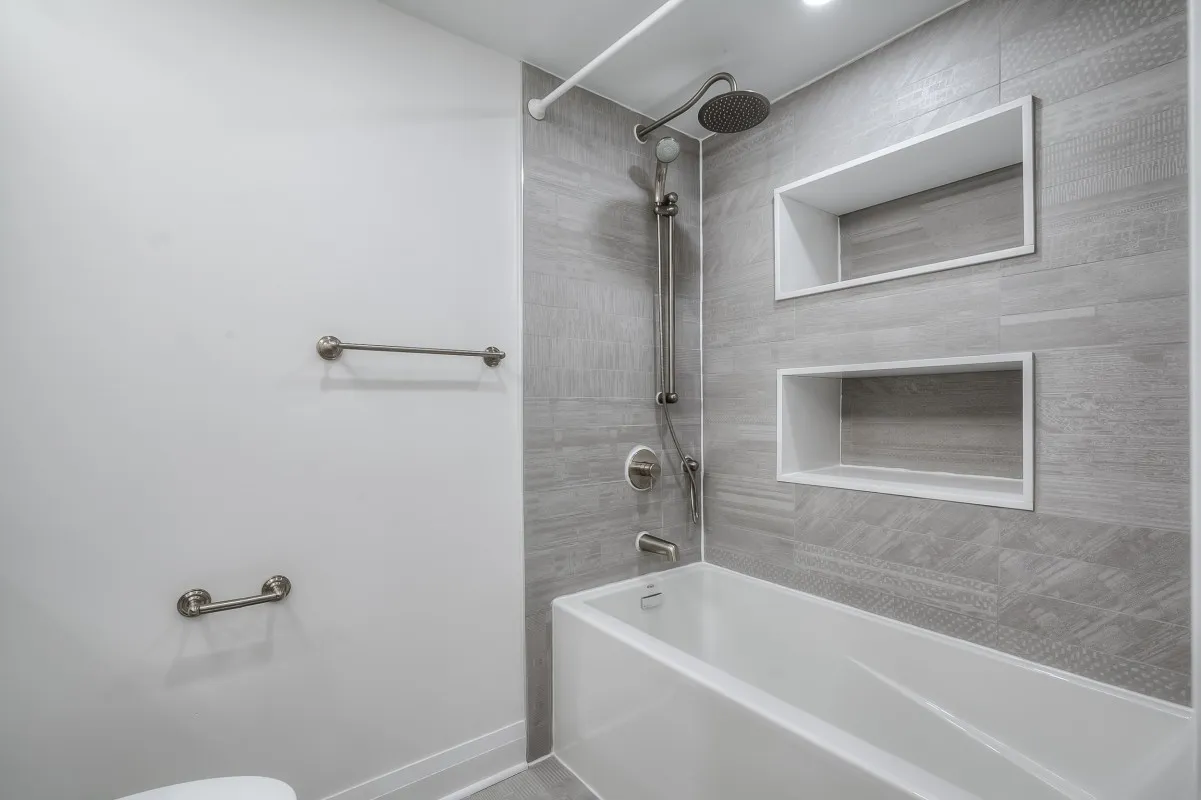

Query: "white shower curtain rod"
(526, 0), (689, 120)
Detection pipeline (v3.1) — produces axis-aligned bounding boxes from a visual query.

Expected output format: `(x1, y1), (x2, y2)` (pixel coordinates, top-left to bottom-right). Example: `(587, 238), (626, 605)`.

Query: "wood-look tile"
(523, 609), (553, 761)
(1038, 58), (1185, 148)
(696, 1), (1192, 703)
(709, 547), (999, 646)
(1000, 249), (1187, 314)
(841, 371), (1023, 478)
(999, 14), (1186, 105)
(782, 317), (1001, 366)
(999, 548), (1189, 625)
(996, 511), (1188, 576)
(706, 522), (797, 562)
(1012, 176), (1188, 277)
(521, 63), (703, 756)
(997, 590), (1190, 672)
(791, 270), (1000, 339)
(703, 473), (796, 518)
(1034, 342), (1187, 395)
(1036, 432), (1188, 532)
(1038, 392), (1187, 439)
(704, 205), (774, 273)
(838, 166), (1023, 282)
(794, 541), (997, 619)
(998, 294), (1187, 351)
(703, 309), (795, 350)
(994, 625), (1189, 705)
(795, 516), (1001, 584)
(1000, 0), (1185, 80)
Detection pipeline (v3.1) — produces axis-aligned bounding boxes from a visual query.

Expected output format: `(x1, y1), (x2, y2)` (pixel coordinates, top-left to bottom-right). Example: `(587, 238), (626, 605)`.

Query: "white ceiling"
(381, 0), (965, 139)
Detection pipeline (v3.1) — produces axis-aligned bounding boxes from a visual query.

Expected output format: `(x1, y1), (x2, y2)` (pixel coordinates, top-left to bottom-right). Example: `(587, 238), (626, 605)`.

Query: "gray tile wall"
(701, 0), (1190, 704)
(522, 64), (702, 759)
(839, 165), (1025, 281)
(841, 371), (1024, 478)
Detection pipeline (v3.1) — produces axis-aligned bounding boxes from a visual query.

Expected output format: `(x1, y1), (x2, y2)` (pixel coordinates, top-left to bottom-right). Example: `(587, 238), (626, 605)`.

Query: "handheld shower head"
(652, 137), (679, 206)
(655, 136), (681, 163)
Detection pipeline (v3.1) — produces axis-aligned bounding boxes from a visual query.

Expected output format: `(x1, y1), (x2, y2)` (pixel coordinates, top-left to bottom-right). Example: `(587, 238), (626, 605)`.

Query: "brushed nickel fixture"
(626, 446), (661, 491)
(177, 575), (292, 618)
(648, 137), (701, 522)
(636, 531), (679, 563)
(640, 582), (664, 610)
(634, 72), (771, 143)
(316, 336), (505, 366)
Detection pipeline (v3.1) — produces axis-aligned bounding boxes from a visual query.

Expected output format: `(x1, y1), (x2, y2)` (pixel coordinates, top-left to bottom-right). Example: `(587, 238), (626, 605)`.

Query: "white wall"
(0, 2), (524, 799)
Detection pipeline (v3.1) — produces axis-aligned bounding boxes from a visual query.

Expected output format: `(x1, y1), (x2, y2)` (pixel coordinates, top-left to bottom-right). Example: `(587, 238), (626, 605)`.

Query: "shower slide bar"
(177, 575), (292, 618)
(526, 0), (689, 120)
(315, 336), (505, 367)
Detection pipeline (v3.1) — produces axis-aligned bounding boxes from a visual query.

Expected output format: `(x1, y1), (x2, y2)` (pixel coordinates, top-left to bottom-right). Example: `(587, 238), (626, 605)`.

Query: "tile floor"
(467, 757), (596, 800)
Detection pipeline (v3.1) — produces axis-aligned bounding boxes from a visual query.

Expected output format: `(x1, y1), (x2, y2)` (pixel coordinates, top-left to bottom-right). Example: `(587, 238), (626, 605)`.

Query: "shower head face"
(698, 90), (771, 134)
(655, 136), (681, 164)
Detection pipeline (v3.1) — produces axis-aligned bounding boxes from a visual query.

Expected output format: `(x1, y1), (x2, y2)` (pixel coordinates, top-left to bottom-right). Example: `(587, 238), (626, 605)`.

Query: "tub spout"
(636, 531), (679, 563)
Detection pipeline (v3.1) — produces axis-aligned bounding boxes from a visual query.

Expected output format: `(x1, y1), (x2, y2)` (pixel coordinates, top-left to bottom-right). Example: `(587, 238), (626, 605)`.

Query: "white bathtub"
(552, 563), (1193, 800)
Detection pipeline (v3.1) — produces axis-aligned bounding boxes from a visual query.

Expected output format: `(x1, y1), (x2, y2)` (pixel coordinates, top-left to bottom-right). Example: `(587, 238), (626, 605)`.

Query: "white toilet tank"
(118, 777), (295, 800)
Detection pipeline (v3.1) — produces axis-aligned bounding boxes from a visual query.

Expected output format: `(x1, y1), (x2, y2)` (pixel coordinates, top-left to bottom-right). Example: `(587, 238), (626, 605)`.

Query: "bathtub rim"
(553, 565), (981, 800)
(554, 562), (1191, 719)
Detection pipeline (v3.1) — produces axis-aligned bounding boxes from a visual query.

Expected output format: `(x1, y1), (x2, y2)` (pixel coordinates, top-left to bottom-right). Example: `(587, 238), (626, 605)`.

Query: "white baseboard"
(325, 721), (526, 800)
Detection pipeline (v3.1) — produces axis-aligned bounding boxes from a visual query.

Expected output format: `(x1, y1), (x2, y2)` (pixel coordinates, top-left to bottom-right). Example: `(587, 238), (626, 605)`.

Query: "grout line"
(999, 587), (1192, 632)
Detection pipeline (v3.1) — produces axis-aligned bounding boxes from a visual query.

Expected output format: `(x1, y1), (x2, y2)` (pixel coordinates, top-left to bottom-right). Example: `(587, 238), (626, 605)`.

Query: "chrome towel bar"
(316, 336), (505, 367)
(177, 575), (292, 618)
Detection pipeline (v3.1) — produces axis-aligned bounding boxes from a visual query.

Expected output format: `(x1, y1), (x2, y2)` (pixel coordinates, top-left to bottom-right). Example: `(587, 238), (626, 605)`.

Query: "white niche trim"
(774, 96), (1035, 299)
(777, 353), (1034, 510)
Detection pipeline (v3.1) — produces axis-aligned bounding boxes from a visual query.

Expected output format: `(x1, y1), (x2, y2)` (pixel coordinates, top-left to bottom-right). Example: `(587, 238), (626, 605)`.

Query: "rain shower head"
(635, 72), (771, 142)
(698, 90), (771, 134)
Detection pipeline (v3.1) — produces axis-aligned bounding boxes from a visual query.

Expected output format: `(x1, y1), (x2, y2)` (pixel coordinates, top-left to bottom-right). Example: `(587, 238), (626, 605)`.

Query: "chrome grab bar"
(316, 336), (505, 367)
(177, 575), (292, 618)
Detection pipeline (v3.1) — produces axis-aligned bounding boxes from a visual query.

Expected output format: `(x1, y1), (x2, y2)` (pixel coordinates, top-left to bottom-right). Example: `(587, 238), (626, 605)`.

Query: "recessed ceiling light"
(803, 0), (836, 6)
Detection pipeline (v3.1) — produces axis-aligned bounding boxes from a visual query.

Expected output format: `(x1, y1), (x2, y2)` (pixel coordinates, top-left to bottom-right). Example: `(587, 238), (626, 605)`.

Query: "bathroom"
(1, 0), (1197, 797)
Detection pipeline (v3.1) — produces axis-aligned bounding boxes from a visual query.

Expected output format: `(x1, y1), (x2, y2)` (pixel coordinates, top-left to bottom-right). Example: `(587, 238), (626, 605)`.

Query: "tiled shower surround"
(703, 0), (1190, 703)
(521, 65), (701, 758)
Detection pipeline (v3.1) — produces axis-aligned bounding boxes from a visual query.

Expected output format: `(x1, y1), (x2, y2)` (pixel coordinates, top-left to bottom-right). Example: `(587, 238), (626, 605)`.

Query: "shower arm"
(635, 73), (737, 142)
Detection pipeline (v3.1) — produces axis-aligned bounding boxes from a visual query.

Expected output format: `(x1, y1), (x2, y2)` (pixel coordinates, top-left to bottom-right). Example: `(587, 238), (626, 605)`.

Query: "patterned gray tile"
(999, 548), (1189, 625)
(467, 757), (596, 800)
(700, 0), (1191, 702)
(703, 473), (795, 518)
(1000, 249), (1187, 314)
(521, 63), (701, 760)
(1036, 431), (1188, 532)
(996, 511), (1189, 575)
(794, 541), (997, 619)
(792, 269), (1000, 341)
(998, 294), (1187, 351)
(1000, 0), (1185, 80)
(841, 371), (1023, 478)
(1034, 342), (1187, 395)
(997, 591), (1190, 672)
(794, 485), (1005, 545)
(839, 166), (1021, 281)
(710, 547), (998, 646)
(999, 13), (1186, 105)
(994, 625), (1189, 705)
(792, 516), (1001, 584)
